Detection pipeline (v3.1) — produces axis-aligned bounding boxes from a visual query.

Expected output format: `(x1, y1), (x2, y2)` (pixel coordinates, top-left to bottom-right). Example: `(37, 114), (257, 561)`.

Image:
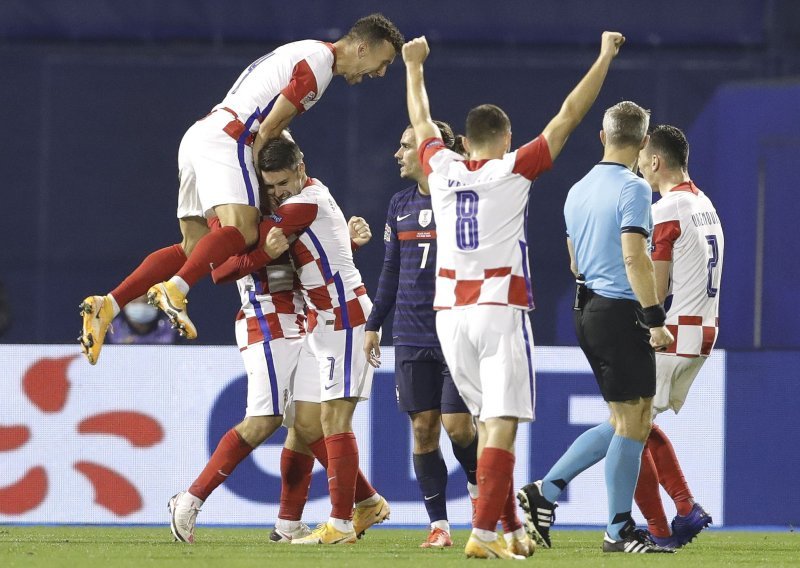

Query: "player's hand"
(600, 31), (625, 59)
(348, 216), (372, 247)
(649, 325), (674, 351)
(264, 227), (289, 258)
(364, 331), (381, 368)
(402, 37), (430, 66)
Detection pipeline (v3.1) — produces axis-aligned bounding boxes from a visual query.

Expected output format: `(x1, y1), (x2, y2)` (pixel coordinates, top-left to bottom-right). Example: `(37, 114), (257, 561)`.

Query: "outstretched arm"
(541, 31), (625, 162)
(403, 37), (441, 144)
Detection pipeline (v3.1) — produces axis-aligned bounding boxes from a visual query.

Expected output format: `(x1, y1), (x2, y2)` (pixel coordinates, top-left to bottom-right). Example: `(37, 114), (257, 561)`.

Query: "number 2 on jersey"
(455, 190), (479, 250)
(705, 234), (720, 298)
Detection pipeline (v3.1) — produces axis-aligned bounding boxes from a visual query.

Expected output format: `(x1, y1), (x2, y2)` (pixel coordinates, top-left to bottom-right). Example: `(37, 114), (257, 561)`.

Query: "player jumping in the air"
(79, 14), (403, 364)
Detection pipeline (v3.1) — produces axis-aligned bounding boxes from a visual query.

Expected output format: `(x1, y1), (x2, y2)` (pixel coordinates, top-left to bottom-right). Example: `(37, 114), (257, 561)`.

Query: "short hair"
(344, 13), (404, 54)
(648, 124), (689, 170)
(602, 101), (650, 148)
(452, 134), (468, 157)
(258, 138), (303, 172)
(465, 104), (511, 147)
(404, 120), (456, 149)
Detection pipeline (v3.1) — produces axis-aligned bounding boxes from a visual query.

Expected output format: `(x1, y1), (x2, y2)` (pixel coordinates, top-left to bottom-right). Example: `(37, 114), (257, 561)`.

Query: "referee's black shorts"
(574, 290), (655, 402)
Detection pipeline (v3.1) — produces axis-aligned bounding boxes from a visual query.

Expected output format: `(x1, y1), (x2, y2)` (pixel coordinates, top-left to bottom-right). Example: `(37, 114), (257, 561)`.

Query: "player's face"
(395, 128), (422, 181)
(260, 165), (305, 205)
(346, 40), (396, 84)
(637, 146), (656, 187)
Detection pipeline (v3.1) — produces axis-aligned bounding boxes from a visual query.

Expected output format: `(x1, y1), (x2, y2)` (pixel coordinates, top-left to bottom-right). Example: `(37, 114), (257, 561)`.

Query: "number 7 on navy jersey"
(455, 190), (479, 250)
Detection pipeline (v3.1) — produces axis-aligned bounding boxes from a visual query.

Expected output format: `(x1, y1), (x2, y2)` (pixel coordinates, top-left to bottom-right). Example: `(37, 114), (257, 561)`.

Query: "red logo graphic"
(0, 355), (164, 516)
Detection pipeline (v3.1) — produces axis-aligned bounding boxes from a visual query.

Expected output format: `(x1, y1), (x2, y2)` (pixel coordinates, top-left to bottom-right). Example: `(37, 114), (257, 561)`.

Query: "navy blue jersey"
(365, 184), (439, 347)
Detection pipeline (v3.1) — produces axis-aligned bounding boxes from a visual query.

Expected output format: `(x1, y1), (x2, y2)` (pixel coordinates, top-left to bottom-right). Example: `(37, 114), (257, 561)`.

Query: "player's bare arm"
(653, 259), (671, 304)
(541, 31), (625, 162)
(621, 232), (674, 349)
(264, 226), (289, 258)
(252, 95), (299, 165)
(403, 37), (440, 144)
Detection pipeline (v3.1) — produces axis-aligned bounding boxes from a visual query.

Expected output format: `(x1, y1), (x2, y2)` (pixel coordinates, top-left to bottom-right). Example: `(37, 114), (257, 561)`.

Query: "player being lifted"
(79, 14), (403, 364)
(210, 136), (389, 545)
(403, 31), (625, 559)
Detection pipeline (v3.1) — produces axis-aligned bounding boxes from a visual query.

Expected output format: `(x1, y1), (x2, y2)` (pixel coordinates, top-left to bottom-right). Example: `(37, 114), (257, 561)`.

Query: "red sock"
(188, 429), (253, 501)
(649, 424), (693, 515)
(308, 437), (376, 504)
(500, 480), (523, 534)
(175, 226), (247, 288)
(110, 244), (186, 308)
(474, 447), (515, 532)
(635, 446), (670, 537)
(279, 448), (315, 521)
(322, 433), (360, 520)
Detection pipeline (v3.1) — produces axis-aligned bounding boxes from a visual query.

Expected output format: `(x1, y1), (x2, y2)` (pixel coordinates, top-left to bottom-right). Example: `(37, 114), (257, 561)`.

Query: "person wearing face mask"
(106, 295), (181, 345)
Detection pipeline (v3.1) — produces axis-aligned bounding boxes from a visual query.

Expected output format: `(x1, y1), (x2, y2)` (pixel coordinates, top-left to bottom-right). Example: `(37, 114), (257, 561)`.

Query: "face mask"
(124, 303), (159, 325)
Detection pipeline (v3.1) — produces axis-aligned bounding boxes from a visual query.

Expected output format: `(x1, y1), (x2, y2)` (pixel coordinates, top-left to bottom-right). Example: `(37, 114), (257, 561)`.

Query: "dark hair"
(648, 124), (689, 170)
(465, 104), (511, 146)
(452, 134), (468, 157)
(258, 138), (303, 172)
(345, 13), (404, 54)
(404, 120), (456, 149)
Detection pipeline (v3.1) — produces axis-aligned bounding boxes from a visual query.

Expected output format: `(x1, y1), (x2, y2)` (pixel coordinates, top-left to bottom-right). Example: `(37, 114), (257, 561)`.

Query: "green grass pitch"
(1, 526), (797, 567)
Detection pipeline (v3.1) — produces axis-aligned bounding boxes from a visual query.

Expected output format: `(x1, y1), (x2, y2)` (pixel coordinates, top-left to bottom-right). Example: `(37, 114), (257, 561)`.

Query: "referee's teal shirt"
(564, 162), (652, 301)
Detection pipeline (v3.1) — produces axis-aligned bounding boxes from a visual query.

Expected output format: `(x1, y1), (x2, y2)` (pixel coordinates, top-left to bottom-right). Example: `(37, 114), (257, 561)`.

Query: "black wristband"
(642, 304), (667, 328)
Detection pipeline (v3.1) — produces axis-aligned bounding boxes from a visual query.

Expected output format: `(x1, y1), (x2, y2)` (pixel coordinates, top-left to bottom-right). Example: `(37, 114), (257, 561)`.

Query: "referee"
(518, 101), (674, 554)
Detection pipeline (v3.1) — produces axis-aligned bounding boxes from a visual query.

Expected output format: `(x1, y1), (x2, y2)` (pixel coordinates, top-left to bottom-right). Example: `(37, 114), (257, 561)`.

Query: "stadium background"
(1, 0), (798, 529)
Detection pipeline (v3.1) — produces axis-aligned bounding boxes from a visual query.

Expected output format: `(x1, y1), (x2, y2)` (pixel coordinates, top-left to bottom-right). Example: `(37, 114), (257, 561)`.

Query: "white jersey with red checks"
(651, 181), (724, 357)
(233, 252), (306, 349)
(279, 179), (370, 331)
(217, 40), (336, 130)
(419, 135), (553, 311)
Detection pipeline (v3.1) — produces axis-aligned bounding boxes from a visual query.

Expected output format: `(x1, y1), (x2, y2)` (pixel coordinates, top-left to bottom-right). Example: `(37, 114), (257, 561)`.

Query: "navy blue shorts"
(394, 345), (470, 415)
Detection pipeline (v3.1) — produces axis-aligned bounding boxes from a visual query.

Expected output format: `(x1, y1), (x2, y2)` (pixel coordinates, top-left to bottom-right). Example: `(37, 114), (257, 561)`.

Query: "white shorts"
(436, 305), (535, 422)
(240, 336), (304, 417)
(283, 341), (322, 427)
(176, 110), (260, 219)
(307, 323), (374, 402)
(653, 353), (707, 415)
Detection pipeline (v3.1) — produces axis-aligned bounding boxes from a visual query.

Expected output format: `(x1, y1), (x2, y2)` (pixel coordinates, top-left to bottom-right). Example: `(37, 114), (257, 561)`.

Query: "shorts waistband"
(204, 106), (255, 147)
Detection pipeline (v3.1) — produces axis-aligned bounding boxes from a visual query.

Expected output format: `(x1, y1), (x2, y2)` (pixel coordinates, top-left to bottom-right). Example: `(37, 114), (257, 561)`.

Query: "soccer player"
(517, 102), (675, 554)
(403, 32), (626, 559)
(168, 211), (374, 544)
(363, 122), (479, 549)
(212, 137), (389, 545)
(79, 14), (404, 364)
(634, 124), (721, 548)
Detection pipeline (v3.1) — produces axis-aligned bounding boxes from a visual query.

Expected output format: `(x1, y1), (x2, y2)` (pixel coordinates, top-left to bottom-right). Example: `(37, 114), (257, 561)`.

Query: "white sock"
(431, 520), (450, 533)
(355, 493), (381, 508)
(467, 482), (479, 499)
(503, 527), (526, 544)
(471, 528), (497, 542)
(106, 294), (121, 317)
(276, 519), (300, 532)
(183, 491), (204, 507)
(329, 517), (353, 532)
(168, 276), (190, 295)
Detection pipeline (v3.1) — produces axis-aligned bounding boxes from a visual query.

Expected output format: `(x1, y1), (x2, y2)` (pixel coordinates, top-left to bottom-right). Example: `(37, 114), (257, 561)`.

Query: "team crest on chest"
(418, 209), (433, 228)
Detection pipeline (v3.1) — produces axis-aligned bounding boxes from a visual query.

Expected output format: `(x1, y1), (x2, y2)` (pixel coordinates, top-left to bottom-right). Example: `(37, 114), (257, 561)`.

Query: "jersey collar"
(669, 180), (699, 195)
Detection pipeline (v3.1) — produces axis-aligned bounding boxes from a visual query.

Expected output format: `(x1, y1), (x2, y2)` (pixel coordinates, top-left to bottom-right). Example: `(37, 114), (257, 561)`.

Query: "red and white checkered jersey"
(281, 179), (370, 331)
(217, 40), (336, 130)
(233, 252), (306, 349)
(419, 135), (552, 311)
(651, 181), (724, 357)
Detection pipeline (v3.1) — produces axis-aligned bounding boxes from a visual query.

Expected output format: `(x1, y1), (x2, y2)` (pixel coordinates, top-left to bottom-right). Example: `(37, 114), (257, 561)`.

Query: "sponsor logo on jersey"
(418, 209), (433, 228)
(269, 214), (283, 222)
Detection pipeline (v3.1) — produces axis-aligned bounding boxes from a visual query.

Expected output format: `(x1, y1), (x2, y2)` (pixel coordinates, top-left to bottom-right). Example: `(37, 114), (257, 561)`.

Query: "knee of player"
(442, 415), (476, 446)
(292, 417), (322, 445)
(237, 415), (281, 445)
